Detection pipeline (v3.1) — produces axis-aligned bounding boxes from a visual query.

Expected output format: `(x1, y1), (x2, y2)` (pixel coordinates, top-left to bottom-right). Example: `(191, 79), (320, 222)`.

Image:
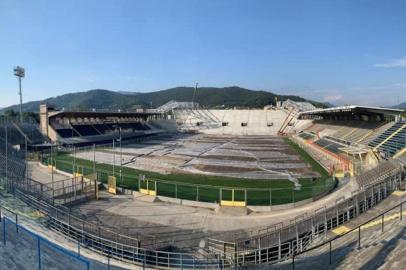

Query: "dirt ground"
(75, 134), (320, 180)
(27, 156), (359, 252)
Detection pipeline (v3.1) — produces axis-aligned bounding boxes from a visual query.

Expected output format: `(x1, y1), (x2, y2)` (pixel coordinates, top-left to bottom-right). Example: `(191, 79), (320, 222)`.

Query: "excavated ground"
(75, 134), (319, 180)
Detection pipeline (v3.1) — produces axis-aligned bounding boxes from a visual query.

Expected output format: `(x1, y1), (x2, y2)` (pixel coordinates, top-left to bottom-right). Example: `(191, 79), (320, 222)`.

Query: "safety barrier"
(291, 199), (406, 269)
(13, 176), (96, 207)
(13, 189), (226, 269)
(1, 120), (406, 268)
(0, 206), (90, 270)
(207, 167), (403, 267)
(42, 158), (336, 207)
(0, 142), (227, 268)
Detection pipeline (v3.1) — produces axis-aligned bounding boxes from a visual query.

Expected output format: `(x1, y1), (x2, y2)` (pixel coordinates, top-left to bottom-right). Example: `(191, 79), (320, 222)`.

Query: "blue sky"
(1, 0), (406, 108)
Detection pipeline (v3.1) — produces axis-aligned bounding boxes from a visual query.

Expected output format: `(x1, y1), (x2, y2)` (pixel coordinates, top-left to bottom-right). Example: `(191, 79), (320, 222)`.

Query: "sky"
(1, 0), (406, 108)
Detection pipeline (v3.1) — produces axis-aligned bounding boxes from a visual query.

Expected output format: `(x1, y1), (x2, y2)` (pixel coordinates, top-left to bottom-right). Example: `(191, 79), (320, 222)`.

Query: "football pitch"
(43, 138), (334, 205)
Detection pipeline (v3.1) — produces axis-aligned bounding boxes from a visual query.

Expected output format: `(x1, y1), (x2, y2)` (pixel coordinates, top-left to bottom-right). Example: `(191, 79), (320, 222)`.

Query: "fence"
(2, 150), (332, 269)
(207, 167), (403, 267)
(12, 187), (226, 269)
(42, 156), (336, 207)
(291, 199), (406, 269)
(13, 175), (96, 207)
(0, 205), (90, 270)
(3, 120), (405, 269)
(0, 137), (228, 269)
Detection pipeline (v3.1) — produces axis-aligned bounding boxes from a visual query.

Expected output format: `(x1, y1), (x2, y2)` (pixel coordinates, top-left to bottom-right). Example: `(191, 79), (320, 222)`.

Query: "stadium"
(1, 97), (406, 269)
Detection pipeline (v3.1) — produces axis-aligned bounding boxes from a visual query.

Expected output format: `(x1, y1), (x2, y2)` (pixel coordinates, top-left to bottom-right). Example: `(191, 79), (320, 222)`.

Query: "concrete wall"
(176, 109), (289, 135)
(149, 119), (178, 133)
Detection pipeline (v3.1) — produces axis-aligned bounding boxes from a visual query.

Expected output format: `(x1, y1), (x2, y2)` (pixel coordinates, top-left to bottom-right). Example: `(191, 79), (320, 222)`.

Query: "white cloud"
(375, 57), (406, 68)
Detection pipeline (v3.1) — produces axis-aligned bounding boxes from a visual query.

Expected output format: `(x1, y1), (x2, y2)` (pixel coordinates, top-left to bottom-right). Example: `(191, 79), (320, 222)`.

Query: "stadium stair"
(279, 109), (295, 135)
(276, 220), (406, 270)
(195, 109), (222, 129)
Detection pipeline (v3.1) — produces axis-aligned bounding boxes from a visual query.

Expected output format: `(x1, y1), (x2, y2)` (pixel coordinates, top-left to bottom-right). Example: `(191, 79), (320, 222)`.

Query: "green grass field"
(44, 138), (335, 205)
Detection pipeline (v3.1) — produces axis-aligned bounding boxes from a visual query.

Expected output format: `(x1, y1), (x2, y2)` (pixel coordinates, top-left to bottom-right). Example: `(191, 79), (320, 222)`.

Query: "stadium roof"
(48, 110), (160, 119)
(299, 105), (404, 117)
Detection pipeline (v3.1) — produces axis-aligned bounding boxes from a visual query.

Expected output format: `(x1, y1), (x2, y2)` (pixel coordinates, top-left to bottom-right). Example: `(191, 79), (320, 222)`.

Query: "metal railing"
(291, 198), (406, 269)
(1, 118), (405, 269)
(13, 189), (226, 269)
(14, 175), (96, 207)
(0, 152), (226, 269)
(207, 170), (403, 267)
(0, 146), (226, 268)
(0, 204), (91, 270)
(42, 156), (336, 207)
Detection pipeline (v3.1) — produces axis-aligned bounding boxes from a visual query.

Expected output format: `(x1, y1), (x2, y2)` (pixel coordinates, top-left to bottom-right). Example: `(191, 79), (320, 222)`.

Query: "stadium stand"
(292, 136), (347, 176)
(282, 99), (316, 113)
(369, 120), (406, 157)
(279, 100), (317, 135)
(146, 122), (163, 130)
(71, 124), (101, 136)
(0, 131), (224, 268)
(0, 104), (405, 269)
(0, 136), (26, 181)
(0, 123), (28, 145)
(297, 132), (316, 141)
(158, 101), (222, 131)
(0, 120), (47, 187)
(207, 161), (403, 268)
(304, 120), (385, 145)
(278, 99), (316, 135)
(313, 137), (346, 155)
(293, 106), (405, 177)
(91, 123), (113, 134)
(355, 159), (401, 188)
(40, 104), (167, 146)
(0, 121), (46, 146)
(303, 120), (333, 134)
(296, 121), (385, 177)
(275, 206), (406, 270)
(360, 121), (395, 144)
(55, 128), (80, 138)
(297, 106), (406, 165)
(368, 121), (404, 148)
(15, 122), (46, 144)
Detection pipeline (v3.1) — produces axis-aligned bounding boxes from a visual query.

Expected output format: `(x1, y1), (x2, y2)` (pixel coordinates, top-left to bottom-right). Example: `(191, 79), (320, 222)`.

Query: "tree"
(3, 109), (17, 117)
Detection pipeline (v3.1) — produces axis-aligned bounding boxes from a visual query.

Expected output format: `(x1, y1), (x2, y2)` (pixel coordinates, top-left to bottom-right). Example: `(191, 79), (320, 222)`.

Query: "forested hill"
(2, 86), (327, 112)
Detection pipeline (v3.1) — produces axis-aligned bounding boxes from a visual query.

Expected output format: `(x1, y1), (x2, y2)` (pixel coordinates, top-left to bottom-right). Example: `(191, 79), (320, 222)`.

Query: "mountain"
(392, 102), (406, 109)
(323, 102), (336, 108)
(1, 86), (327, 112)
(117, 91), (141, 95)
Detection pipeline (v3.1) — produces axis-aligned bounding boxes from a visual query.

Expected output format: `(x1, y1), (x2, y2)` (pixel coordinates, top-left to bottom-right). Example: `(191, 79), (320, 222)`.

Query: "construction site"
(1, 99), (406, 269)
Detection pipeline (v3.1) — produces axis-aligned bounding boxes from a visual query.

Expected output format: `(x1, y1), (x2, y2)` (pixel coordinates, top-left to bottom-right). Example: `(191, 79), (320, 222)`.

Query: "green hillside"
(2, 86), (327, 112)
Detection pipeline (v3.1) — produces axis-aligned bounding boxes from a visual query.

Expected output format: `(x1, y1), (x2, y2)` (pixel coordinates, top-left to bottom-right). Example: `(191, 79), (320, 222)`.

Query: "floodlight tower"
(192, 82), (198, 108)
(13, 66), (25, 122)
